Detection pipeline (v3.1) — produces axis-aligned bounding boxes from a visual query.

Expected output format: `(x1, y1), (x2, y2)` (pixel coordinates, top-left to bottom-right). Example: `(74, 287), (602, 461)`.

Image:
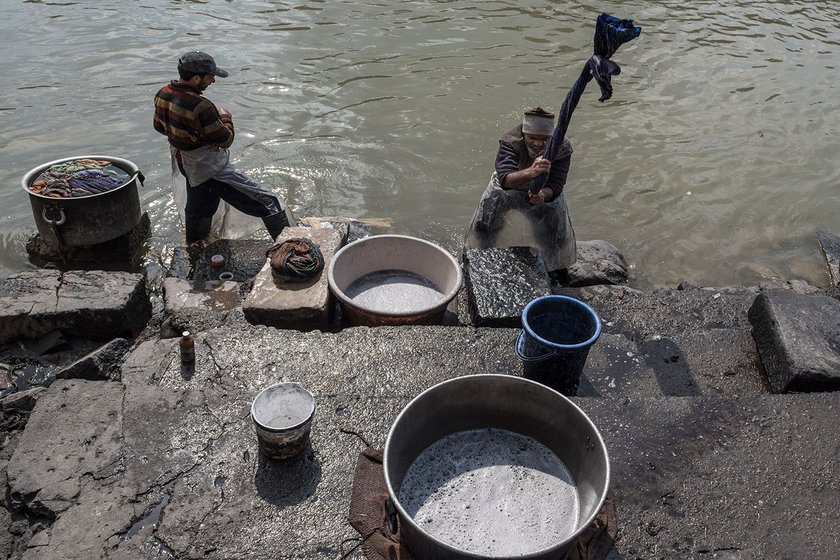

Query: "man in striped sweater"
(153, 51), (291, 245)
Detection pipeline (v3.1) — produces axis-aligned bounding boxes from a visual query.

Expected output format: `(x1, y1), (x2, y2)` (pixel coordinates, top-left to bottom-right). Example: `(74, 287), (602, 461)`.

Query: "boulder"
(55, 338), (131, 382)
(568, 240), (629, 287)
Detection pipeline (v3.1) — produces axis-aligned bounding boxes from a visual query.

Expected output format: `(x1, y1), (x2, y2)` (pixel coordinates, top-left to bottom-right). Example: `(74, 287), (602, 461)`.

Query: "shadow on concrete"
(254, 441), (322, 508)
(640, 338), (701, 396)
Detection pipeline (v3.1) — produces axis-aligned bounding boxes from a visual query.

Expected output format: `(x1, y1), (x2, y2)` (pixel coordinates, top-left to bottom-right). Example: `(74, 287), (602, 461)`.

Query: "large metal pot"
(327, 234), (463, 326)
(21, 155), (144, 248)
(384, 374), (610, 559)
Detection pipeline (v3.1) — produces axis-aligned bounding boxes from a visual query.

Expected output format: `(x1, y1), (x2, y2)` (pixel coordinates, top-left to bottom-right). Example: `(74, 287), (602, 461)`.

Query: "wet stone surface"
(464, 246), (551, 327)
(816, 228), (840, 287)
(748, 289), (840, 392)
(568, 239), (629, 287)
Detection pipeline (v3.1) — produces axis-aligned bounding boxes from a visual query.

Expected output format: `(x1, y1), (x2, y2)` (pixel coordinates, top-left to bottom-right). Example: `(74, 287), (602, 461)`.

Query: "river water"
(1, 1), (838, 288)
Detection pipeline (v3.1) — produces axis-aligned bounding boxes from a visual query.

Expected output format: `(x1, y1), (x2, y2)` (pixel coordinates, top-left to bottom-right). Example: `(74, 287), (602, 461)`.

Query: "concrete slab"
(162, 276), (242, 333)
(243, 226), (345, 331)
(748, 290), (840, 393)
(5, 371), (838, 559)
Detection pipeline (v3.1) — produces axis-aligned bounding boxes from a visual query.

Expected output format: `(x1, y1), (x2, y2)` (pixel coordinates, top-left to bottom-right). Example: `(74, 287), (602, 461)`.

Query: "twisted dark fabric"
(267, 237), (324, 282)
(533, 13), (642, 193)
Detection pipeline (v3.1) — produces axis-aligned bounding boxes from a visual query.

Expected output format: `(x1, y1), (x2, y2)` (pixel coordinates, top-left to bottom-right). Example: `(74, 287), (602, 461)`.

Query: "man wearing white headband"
(465, 106), (576, 274)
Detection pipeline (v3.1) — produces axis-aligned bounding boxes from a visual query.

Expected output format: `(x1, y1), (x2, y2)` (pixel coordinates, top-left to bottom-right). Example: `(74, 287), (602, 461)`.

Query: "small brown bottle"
(179, 331), (195, 363)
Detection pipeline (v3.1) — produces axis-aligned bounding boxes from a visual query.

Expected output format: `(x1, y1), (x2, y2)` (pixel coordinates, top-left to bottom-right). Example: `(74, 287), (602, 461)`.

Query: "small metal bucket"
(251, 382), (315, 460)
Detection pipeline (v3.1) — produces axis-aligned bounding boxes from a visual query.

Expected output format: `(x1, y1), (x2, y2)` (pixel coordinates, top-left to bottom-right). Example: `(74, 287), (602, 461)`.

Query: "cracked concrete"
(1, 246), (839, 558)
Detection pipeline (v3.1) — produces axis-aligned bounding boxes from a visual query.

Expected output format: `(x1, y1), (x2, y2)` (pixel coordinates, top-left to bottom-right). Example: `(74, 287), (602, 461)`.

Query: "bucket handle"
(42, 205), (66, 226)
(514, 330), (556, 363)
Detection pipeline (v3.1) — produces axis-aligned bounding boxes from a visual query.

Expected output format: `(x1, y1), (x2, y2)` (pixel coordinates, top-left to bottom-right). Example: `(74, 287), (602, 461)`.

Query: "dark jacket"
(494, 124), (573, 200)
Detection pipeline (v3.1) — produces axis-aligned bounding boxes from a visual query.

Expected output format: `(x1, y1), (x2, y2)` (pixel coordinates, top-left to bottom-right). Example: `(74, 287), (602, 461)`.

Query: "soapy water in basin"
(344, 269), (444, 314)
(397, 428), (580, 557)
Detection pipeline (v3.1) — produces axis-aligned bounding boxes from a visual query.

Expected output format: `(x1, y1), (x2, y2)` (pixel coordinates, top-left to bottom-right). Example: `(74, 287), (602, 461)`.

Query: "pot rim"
(383, 374), (610, 559)
(327, 234), (463, 319)
(21, 155), (141, 201)
(250, 382), (316, 433)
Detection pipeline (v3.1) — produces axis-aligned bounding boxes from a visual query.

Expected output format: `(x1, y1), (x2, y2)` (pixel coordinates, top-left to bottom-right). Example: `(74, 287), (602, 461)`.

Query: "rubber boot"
(185, 217), (213, 245)
(263, 212), (290, 242)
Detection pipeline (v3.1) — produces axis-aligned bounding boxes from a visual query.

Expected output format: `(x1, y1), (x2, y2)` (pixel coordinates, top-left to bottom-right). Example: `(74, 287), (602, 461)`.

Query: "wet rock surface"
(816, 228), (840, 287)
(2, 317), (838, 558)
(1, 233), (839, 559)
(748, 289), (840, 393)
(568, 239), (629, 287)
(0, 270), (151, 345)
(464, 246), (551, 327)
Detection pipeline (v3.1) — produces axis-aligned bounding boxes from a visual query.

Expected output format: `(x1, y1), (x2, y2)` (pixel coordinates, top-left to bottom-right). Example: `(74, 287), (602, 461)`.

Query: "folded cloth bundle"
(267, 237), (324, 282)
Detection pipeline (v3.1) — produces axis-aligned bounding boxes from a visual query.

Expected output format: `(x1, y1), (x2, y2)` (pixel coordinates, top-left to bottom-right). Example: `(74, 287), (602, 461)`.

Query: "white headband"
(522, 114), (555, 135)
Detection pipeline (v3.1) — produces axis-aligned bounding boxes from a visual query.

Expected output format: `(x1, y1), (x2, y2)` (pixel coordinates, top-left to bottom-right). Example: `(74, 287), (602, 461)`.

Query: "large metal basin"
(327, 234), (462, 326)
(384, 374), (610, 559)
(21, 155), (143, 248)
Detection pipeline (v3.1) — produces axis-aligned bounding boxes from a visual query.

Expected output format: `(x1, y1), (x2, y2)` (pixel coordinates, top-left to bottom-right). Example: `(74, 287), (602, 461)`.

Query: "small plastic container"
(210, 254), (225, 267)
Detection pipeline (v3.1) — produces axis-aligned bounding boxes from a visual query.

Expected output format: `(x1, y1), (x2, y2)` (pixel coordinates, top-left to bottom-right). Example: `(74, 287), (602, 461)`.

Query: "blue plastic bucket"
(515, 295), (602, 394)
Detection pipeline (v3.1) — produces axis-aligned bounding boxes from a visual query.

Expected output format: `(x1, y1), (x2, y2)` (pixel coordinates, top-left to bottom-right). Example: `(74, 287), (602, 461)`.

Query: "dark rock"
(19, 330), (70, 357)
(1, 388), (47, 413)
(816, 228), (840, 287)
(463, 247), (551, 327)
(0, 270), (151, 344)
(25, 212), (151, 270)
(748, 290), (840, 393)
(0, 269), (62, 344)
(568, 239), (629, 287)
(55, 338), (131, 382)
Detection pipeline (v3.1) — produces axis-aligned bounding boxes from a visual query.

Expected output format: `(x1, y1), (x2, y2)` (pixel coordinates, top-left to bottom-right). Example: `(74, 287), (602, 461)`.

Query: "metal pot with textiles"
(383, 374), (610, 559)
(21, 155), (144, 249)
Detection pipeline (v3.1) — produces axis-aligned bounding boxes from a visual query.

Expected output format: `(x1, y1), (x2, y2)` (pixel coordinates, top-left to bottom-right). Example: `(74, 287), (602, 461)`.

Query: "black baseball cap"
(177, 51), (229, 77)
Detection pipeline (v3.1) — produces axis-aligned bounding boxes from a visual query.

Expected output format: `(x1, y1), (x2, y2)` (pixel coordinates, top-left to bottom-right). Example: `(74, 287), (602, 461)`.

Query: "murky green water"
(1, 1), (838, 288)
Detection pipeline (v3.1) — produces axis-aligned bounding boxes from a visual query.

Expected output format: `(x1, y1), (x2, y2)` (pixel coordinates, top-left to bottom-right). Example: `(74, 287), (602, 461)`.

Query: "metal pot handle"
(42, 205), (66, 226)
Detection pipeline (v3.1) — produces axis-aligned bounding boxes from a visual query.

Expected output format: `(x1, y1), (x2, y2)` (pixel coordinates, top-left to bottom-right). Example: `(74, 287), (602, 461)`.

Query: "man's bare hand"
(528, 156), (551, 178)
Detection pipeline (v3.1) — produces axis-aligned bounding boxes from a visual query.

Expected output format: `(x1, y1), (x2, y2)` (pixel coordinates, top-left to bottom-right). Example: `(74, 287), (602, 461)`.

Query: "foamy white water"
(344, 270), (443, 314)
(398, 428), (579, 557)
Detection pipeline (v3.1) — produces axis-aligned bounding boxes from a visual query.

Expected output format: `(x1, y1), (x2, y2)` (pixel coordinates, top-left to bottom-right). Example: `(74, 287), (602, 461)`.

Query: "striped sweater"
(153, 81), (234, 151)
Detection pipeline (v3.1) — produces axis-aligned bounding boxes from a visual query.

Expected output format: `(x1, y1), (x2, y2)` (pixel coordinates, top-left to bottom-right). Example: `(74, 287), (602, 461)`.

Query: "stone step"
(243, 226), (346, 332)
(0, 270), (150, 344)
(4, 377), (837, 559)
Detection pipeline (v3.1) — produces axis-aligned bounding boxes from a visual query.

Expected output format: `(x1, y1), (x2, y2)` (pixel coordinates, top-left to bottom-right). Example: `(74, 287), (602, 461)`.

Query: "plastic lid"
(182, 331), (191, 337)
